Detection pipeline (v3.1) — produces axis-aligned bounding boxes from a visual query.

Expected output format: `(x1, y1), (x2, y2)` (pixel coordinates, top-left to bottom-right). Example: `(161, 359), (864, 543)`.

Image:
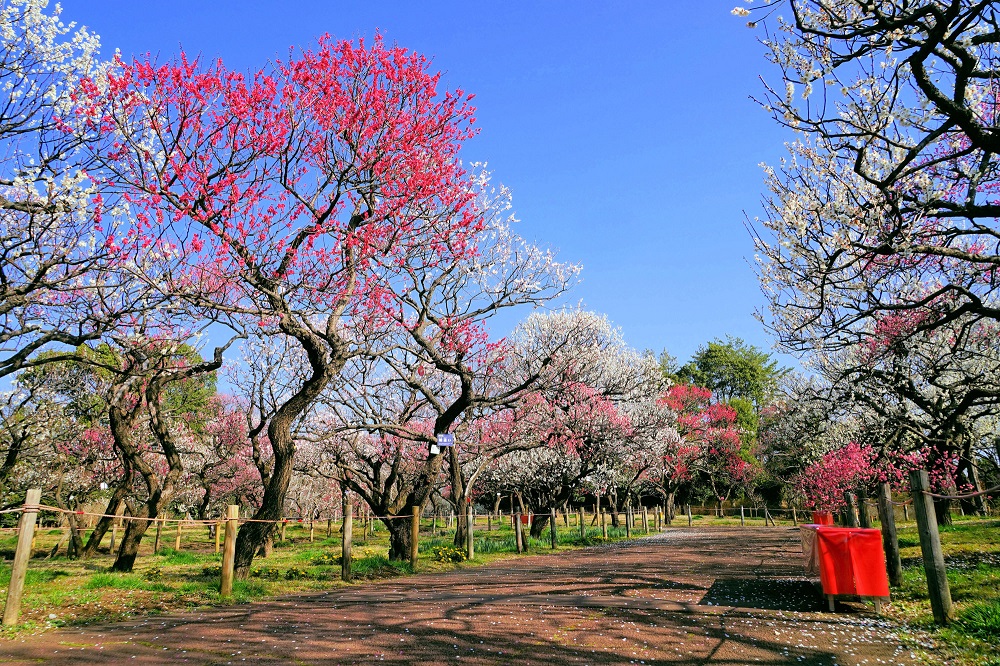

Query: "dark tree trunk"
(81, 470), (132, 558)
(256, 530), (275, 558)
(233, 446), (296, 577)
(110, 348), (221, 571)
(529, 512), (550, 538)
(112, 514), (154, 572)
(384, 516), (412, 561)
(65, 512), (84, 559)
(934, 495), (954, 526)
(610, 493), (621, 527)
(232, 326), (340, 578)
(966, 460), (987, 515)
(448, 446), (469, 548)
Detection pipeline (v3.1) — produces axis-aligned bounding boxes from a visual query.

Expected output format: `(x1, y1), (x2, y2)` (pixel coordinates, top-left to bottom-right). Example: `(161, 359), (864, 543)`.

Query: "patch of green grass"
(0, 568), (73, 586)
(231, 579), (268, 602)
(893, 518), (1000, 665)
(475, 535), (516, 554)
(0, 510), (664, 637)
(155, 548), (203, 565)
(955, 600), (1000, 640)
(351, 554), (411, 578)
(85, 572), (172, 592)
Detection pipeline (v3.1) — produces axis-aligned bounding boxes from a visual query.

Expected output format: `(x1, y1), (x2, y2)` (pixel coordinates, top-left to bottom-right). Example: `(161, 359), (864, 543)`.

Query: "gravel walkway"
(0, 527), (926, 665)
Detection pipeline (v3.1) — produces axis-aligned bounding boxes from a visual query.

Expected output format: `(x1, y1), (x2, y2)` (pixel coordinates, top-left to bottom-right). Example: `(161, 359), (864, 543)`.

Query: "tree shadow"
(699, 577), (826, 612)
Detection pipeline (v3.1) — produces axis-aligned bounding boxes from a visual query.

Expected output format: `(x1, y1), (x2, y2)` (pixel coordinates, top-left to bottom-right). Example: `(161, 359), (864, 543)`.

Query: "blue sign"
(436, 433), (455, 447)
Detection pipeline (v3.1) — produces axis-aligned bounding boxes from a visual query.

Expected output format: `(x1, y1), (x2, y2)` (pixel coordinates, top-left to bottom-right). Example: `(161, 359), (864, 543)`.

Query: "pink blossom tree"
(661, 384), (754, 507)
(89, 36), (485, 574)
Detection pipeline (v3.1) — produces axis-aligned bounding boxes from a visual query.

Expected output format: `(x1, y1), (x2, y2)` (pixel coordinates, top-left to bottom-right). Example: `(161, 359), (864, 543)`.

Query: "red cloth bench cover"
(801, 525), (890, 598)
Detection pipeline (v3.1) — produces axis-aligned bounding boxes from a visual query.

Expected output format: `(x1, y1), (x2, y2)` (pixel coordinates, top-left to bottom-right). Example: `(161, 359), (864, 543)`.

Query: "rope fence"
(6, 500), (986, 526)
(924, 484), (1000, 501)
(1, 472), (996, 627)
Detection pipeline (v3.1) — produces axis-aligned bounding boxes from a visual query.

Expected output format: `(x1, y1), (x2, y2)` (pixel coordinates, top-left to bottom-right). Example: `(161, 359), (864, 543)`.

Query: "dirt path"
(0, 527), (926, 665)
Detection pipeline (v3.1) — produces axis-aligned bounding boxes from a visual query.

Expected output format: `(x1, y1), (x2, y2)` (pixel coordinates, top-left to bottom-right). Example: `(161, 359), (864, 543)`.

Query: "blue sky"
(58, 0), (793, 367)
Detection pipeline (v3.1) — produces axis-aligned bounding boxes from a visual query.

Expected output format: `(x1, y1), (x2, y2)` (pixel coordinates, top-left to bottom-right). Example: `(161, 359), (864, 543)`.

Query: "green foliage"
(432, 545), (466, 563)
(658, 349), (680, 382)
(32, 569), (69, 584)
(956, 600), (1000, 641)
(200, 565), (222, 577)
(251, 566), (281, 580)
(682, 336), (786, 409)
(142, 567), (162, 581)
(474, 536), (516, 554)
(283, 567), (311, 580)
(350, 554), (412, 578)
(228, 579), (267, 602)
(156, 548), (200, 565)
(85, 572), (171, 592)
(311, 551), (342, 565)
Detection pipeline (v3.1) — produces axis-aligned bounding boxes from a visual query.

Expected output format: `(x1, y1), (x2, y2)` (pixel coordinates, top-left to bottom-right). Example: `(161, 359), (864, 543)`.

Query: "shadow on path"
(0, 527), (921, 665)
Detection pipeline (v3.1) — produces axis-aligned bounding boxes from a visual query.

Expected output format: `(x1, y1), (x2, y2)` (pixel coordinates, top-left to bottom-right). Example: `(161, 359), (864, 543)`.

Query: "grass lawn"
(889, 517), (1000, 666)
(2, 509), (996, 666)
(0, 513), (639, 636)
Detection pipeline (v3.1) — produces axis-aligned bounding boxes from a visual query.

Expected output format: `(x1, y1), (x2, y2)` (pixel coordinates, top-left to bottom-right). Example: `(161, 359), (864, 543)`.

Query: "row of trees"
(0, 0), (760, 575)
(741, 0), (1000, 521)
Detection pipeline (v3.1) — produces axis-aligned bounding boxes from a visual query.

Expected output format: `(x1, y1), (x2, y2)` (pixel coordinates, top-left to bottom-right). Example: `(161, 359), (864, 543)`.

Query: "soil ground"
(0, 527), (929, 665)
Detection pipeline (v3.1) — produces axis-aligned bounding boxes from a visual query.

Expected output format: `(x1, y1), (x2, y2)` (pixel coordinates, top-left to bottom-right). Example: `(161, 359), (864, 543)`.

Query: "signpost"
(436, 433), (455, 447)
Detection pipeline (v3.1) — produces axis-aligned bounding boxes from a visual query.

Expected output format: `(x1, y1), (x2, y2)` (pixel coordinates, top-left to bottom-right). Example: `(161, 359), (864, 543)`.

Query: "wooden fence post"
(153, 516), (163, 554)
(326, 517), (333, 539)
(110, 520), (118, 552)
(687, 504), (692, 527)
(2, 488), (42, 626)
(792, 506), (798, 526)
(487, 513), (492, 532)
(876, 482), (903, 587)
(642, 508), (648, 533)
(214, 521), (221, 554)
(549, 507), (557, 549)
(858, 489), (872, 528)
(600, 509), (608, 538)
(309, 520), (315, 543)
(740, 506), (745, 526)
(174, 521), (182, 550)
(514, 512), (524, 553)
(410, 506), (419, 570)
(909, 470), (954, 625)
(843, 491), (860, 527)
(342, 499), (352, 582)
(466, 505), (474, 560)
(220, 505), (238, 598)
(579, 508), (585, 539)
